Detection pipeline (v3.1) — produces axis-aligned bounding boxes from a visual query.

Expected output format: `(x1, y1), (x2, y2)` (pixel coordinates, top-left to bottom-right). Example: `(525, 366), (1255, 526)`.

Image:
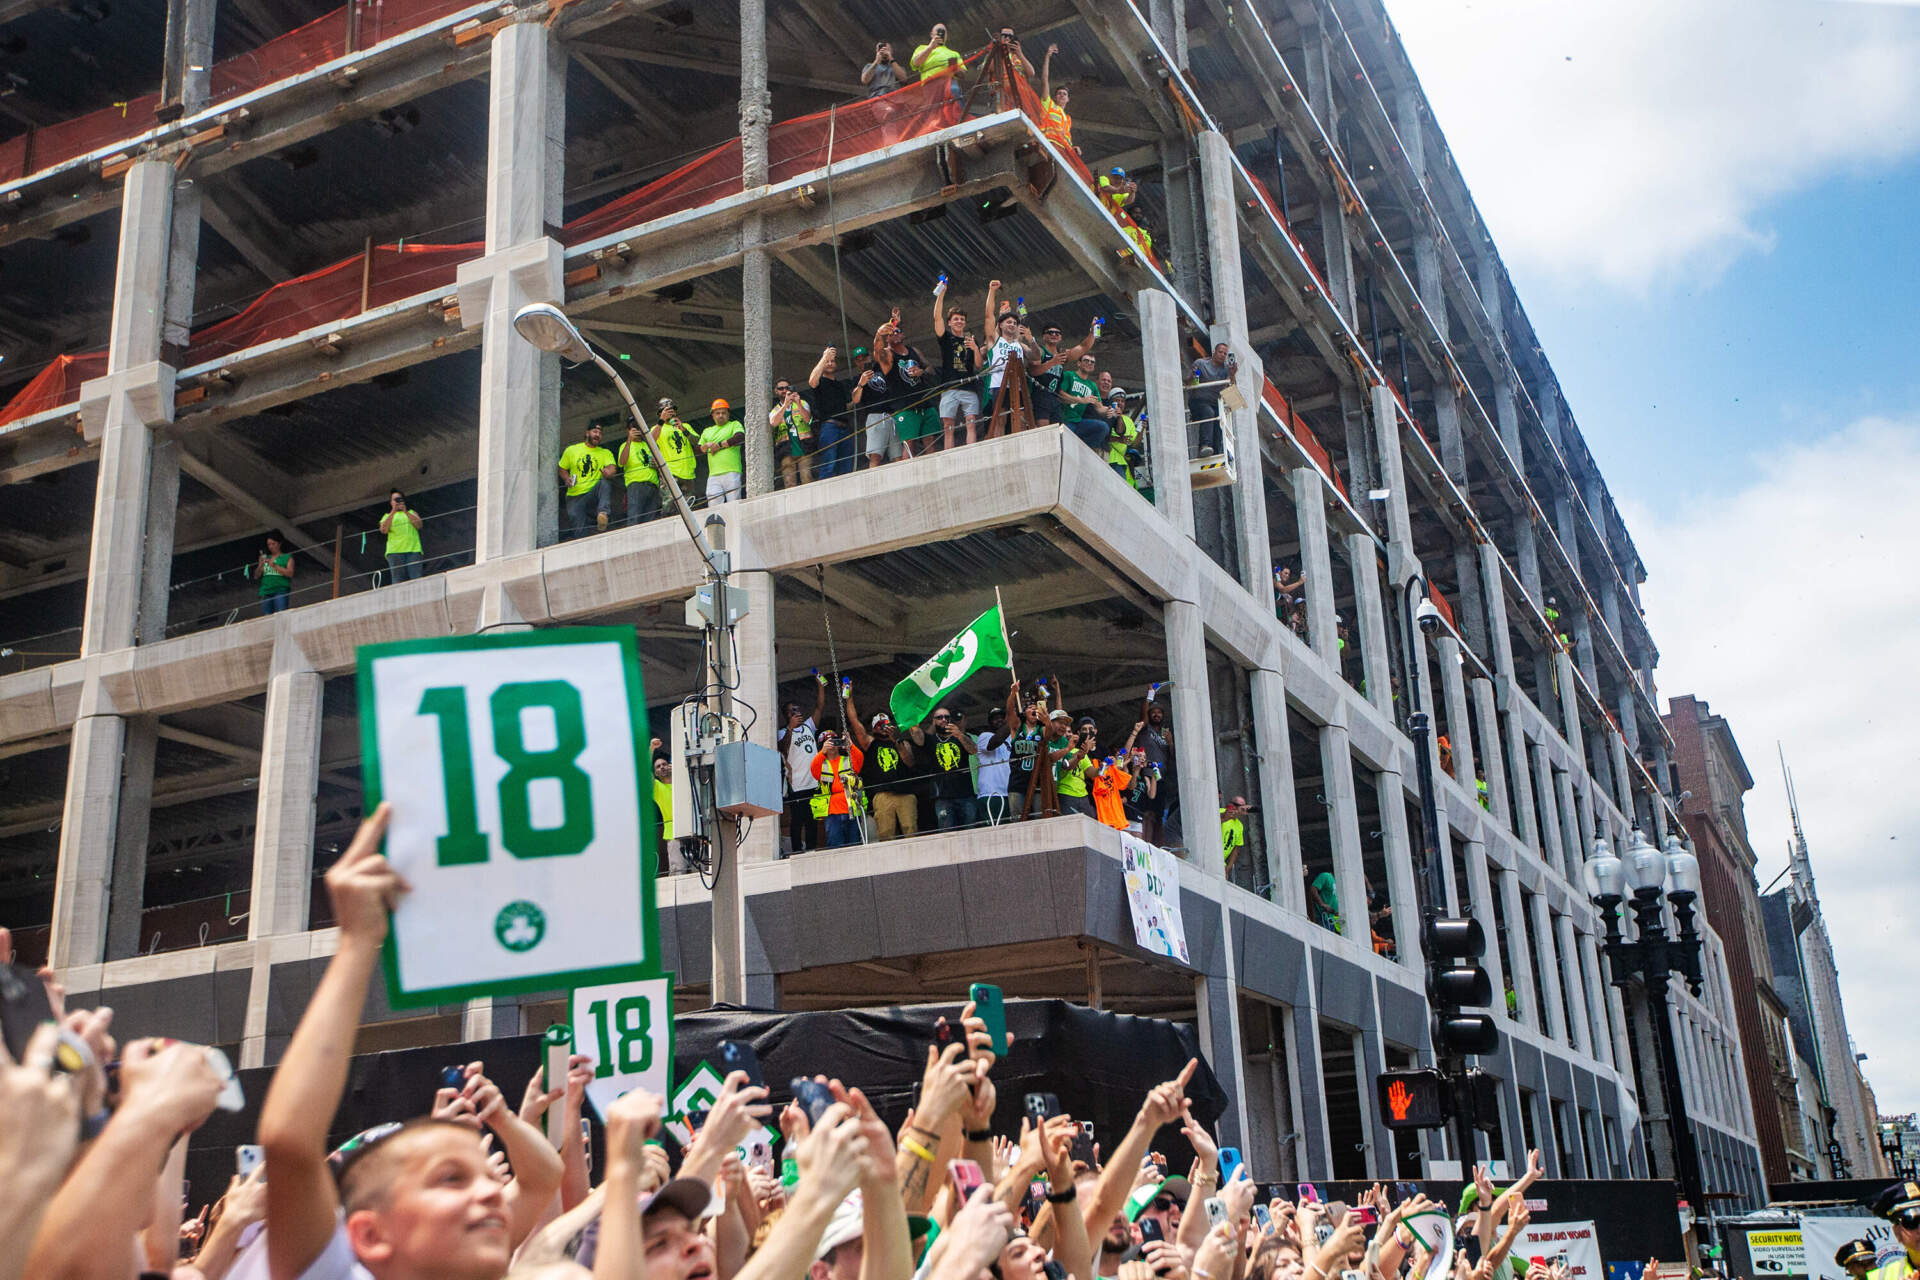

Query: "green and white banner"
(889, 603), (1012, 727)
(357, 628), (660, 1008)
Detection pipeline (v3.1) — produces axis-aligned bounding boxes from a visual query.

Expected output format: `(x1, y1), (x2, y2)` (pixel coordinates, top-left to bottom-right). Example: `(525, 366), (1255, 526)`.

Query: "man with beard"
(842, 683), (920, 840)
(1004, 677), (1050, 817)
(1135, 684), (1177, 844)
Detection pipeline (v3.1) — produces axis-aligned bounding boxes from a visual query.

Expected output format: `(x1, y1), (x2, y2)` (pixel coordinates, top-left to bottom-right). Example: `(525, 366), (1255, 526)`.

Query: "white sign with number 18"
(571, 975), (674, 1120)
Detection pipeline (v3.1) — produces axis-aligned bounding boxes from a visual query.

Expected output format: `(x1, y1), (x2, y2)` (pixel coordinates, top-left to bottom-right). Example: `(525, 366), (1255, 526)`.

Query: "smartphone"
(790, 1077), (834, 1127)
(0, 963), (56, 1061)
(1315, 1223), (1334, 1247)
(1217, 1146), (1244, 1185)
(1342, 1271), (1366, 1280)
(1205, 1197), (1229, 1230)
(440, 1064), (467, 1089)
(1352, 1205), (1378, 1227)
(1069, 1122), (1096, 1166)
(1024, 1092), (1060, 1122)
(1252, 1204), (1273, 1231)
(1024, 1180), (1048, 1218)
(1298, 1182), (1321, 1205)
(969, 983), (1008, 1055)
(720, 1039), (764, 1089)
(1139, 1217), (1165, 1243)
(949, 1157), (985, 1202)
(235, 1144), (265, 1179)
(934, 1018), (955, 1046)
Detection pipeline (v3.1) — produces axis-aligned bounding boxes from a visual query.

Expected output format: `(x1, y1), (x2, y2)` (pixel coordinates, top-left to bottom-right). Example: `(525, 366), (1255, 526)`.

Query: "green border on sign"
(570, 971), (676, 1117)
(356, 626), (662, 1009)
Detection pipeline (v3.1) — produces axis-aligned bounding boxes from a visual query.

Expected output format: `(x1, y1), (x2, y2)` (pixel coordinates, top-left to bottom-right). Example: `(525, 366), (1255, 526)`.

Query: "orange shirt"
(1091, 762), (1132, 829)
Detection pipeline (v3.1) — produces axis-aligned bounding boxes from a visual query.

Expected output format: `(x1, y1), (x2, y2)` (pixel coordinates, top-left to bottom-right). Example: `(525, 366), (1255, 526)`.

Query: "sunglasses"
(1152, 1197), (1177, 1212)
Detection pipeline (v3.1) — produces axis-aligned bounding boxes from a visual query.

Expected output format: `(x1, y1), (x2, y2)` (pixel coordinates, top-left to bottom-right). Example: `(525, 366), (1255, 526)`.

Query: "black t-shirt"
(859, 734), (915, 794)
(1007, 722), (1045, 788)
(926, 730), (973, 800)
(936, 332), (977, 387)
(809, 375), (852, 424)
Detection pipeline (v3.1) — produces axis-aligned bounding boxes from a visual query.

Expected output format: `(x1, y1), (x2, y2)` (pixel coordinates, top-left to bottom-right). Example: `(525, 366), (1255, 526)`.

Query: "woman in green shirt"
(257, 534), (294, 615)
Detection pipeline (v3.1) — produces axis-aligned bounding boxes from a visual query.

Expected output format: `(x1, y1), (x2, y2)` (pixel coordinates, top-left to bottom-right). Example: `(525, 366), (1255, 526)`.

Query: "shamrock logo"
(494, 900), (546, 952)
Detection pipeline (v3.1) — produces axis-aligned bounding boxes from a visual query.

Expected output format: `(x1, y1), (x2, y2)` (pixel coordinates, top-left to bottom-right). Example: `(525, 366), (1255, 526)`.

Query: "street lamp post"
(509, 302), (748, 1006)
(1586, 832), (1707, 1229)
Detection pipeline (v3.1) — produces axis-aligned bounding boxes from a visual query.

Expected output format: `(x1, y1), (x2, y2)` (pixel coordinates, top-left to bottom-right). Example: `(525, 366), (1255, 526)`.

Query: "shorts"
(939, 387), (981, 421)
(705, 471), (743, 503)
(894, 405), (939, 443)
(865, 412), (903, 460)
(1030, 387), (1062, 422)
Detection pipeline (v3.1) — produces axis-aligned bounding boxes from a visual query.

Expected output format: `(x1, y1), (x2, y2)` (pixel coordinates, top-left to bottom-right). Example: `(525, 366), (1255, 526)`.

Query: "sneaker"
(1198, 447), (1215, 457)
(596, 511), (609, 531)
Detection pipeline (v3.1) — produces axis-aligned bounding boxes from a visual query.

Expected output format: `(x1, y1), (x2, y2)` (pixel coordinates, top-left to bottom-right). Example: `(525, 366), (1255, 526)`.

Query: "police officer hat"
(1871, 1179), (1920, 1222)
(1834, 1240), (1877, 1270)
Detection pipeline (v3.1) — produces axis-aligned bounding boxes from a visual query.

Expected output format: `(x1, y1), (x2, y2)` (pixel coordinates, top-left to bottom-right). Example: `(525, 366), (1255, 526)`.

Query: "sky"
(1378, 0), (1920, 1116)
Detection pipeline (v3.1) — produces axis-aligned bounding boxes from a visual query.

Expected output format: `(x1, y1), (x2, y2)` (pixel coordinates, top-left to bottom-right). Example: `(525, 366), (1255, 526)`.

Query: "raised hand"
(324, 802), (404, 945)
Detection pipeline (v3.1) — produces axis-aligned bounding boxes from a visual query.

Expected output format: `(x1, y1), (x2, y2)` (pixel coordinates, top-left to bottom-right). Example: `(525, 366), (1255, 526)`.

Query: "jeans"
(1069, 418), (1109, 454)
(1058, 793), (1094, 817)
(564, 482), (612, 539)
(823, 813), (860, 848)
(1187, 397), (1223, 453)
(260, 592), (291, 615)
(625, 480), (661, 526)
(386, 551), (423, 582)
(934, 797), (976, 830)
(817, 419), (857, 478)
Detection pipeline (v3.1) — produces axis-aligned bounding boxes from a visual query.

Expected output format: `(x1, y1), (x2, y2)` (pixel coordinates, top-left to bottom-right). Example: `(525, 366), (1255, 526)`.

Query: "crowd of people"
(0, 798), (1676, 1280)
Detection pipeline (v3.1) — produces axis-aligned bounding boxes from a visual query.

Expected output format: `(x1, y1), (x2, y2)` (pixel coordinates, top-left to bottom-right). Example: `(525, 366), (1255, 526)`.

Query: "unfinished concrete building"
(0, 0), (1761, 1189)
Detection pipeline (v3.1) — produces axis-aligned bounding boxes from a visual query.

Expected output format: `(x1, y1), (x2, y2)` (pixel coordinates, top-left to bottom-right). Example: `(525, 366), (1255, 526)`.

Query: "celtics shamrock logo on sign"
(495, 900), (546, 952)
(888, 603), (1012, 728)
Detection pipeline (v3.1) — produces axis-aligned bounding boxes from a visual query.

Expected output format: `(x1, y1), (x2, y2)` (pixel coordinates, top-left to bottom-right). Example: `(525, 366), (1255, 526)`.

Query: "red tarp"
(1262, 378), (1347, 499)
(0, 0), (479, 184)
(0, 351), (106, 424)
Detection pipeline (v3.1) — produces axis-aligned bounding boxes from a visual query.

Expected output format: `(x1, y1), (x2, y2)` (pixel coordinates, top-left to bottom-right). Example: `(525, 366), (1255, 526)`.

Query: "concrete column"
(467, 20), (565, 560)
(1515, 521), (1543, 609)
(1292, 469), (1338, 665)
(1369, 385), (1414, 554)
(1166, 601), (1223, 865)
(1197, 975), (1251, 1148)
(1505, 723), (1539, 852)
(1140, 289), (1195, 537)
(1318, 725), (1368, 946)
(1552, 650), (1580, 752)
(49, 715), (127, 968)
(1553, 767), (1582, 882)
(1554, 912), (1589, 1057)
(1608, 729), (1635, 821)
(1452, 545), (1489, 658)
(1437, 636), (1476, 789)
(1587, 729), (1616, 820)
(1530, 895), (1568, 1041)
(1376, 770), (1422, 964)
(1249, 667), (1304, 913)
(1348, 535), (1392, 719)
(1147, 0), (1189, 69)
(1578, 930), (1613, 1069)
(1470, 678), (1510, 828)
(103, 720), (158, 960)
(1464, 843), (1506, 1016)
(249, 651), (324, 939)
(738, 0), (775, 497)
(1571, 611), (1600, 699)
(1478, 543), (1518, 680)
(1498, 868), (1538, 1031)
(1530, 744), (1567, 874)
(1301, 35), (1356, 324)
(1198, 131), (1270, 594)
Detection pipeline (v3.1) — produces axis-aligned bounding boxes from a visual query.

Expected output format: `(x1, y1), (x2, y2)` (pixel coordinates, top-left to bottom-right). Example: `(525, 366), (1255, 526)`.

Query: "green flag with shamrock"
(889, 603), (1012, 728)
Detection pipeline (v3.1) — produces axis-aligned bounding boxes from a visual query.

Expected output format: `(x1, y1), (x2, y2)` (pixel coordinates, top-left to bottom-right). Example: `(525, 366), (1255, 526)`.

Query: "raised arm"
(843, 687), (873, 750)
(1041, 44), (1055, 102)
(261, 805), (402, 1280)
(984, 279), (1002, 323)
(1083, 1060), (1194, 1243)
(810, 346), (833, 388)
(933, 279), (950, 337)
(379, 511), (395, 534)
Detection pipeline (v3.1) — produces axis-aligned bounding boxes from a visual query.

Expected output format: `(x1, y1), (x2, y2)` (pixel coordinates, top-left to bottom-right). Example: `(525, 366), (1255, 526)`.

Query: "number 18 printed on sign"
(357, 629), (661, 1007)
(571, 975), (673, 1121)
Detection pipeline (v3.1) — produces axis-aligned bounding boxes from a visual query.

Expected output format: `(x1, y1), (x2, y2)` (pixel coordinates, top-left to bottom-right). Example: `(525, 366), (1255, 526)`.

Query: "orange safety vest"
(1040, 98), (1072, 150)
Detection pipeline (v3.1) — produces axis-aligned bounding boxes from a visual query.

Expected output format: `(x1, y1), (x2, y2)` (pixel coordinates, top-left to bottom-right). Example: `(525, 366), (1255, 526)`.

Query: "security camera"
(1415, 597), (1441, 635)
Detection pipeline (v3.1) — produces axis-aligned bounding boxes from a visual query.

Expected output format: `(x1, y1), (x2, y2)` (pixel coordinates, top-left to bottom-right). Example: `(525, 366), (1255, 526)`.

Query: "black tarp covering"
(185, 999), (1224, 1208)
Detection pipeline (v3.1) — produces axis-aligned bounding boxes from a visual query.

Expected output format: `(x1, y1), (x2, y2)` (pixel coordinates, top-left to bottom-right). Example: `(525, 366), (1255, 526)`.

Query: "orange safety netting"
(0, 351), (106, 423)
(1262, 379), (1347, 499)
(0, 0), (479, 185)
(999, 70), (1164, 273)
(1429, 584), (1458, 632)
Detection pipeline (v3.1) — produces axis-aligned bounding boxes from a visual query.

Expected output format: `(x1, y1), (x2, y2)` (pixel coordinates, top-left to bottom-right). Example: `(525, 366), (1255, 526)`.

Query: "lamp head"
(1624, 829), (1667, 894)
(1586, 836), (1624, 903)
(1663, 834), (1701, 900)
(511, 302), (592, 362)
(1415, 597), (1441, 635)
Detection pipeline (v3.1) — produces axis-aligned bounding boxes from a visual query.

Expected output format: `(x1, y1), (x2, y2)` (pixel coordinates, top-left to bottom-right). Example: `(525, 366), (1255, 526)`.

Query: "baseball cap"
(641, 1178), (720, 1223)
(657, 396), (676, 411)
(1159, 1175), (1192, 1204)
(1106, 386), (1127, 400)
(870, 712), (890, 727)
(710, 398), (730, 413)
(852, 345), (870, 356)
(1049, 708), (1071, 722)
(818, 1192), (865, 1260)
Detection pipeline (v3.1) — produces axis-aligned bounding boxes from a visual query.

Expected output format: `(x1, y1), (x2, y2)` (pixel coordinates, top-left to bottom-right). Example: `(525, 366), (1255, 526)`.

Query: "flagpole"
(994, 584), (1017, 683)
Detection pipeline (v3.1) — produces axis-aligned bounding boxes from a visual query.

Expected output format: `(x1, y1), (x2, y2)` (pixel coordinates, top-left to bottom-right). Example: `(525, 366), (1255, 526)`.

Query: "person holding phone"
(915, 706), (978, 830)
(616, 420), (663, 527)
(1047, 713), (1097, 817)
(810, 730), (865, 849)
(843, 685), (918, 841)
(379, 491), (424, 582)
(861, 39), (902, 98)
(1135, 685), (1177, 843)
(256, 534), (294, 614)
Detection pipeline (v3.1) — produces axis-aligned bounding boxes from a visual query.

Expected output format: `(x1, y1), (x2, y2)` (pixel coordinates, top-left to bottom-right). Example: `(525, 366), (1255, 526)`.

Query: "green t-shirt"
(656, 421), (698, 480)
(620, 435), (659, 484)
(701, 420), (744, 475)
(1057, 369), (1097, 422)
(1310, 870), (1340, 918)
(383, 512), (422, 556)
(559, 442), (616, 497)
(914, 42), (965, 80)
(1221, 815), (1245, 860)
(258, 553), (292, 598)
(1049, 733), (1092, 798)
(653, 777), (673, 841)
(1107, 413), (1138, 468)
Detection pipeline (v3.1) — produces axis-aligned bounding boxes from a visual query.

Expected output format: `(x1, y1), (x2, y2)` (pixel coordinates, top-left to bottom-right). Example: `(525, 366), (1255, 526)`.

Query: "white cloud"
(1380, 0), (1920, 289)
(1626, 415), (1920, 1113)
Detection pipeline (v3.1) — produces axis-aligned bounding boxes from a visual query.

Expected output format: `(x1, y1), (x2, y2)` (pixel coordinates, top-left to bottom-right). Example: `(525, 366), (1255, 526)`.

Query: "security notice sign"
(1744, 1229), (1806, 1276)
(358, 629), (659, 1007)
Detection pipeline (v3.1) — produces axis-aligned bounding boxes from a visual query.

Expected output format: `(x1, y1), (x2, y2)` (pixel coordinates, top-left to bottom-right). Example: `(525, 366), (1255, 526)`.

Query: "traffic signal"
(1426, 916), (1498, 1057)
(1376, 1068), (1449, 1130)
(1465, 1068), (1502, 1131)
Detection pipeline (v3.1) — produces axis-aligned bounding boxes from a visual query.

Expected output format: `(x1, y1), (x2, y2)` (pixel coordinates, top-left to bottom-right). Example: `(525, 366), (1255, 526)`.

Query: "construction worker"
(652, 398), (700, 502)
(1220, 796), (1249, 870)
(558, 420), (616, 537)
(699, 397), (745, 505)
(1038, 44), (1073, 152)
(1103, 386), (1140, 487)
(618, 419), (662, 526)
(1866, 1181), (1920, 1280)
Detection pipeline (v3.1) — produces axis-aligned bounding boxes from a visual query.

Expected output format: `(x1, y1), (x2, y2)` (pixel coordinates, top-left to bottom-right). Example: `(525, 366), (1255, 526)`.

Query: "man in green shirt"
(653, 398), (701, 503)
(1046, 710), (1096, 818)
(1220, 796), (1248, 871)
(256, 533), (294, 615)
(379, 490), (425, 581)
(557, 421), (616, 538)
(911, 21), (966, 91)
(1101, 387), (1141, 486)
(1309, 868), (1342, 933)
(700, 397), (745, 505)
(618, 420), (663, 526)
(1056, 351), (1105, 455)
